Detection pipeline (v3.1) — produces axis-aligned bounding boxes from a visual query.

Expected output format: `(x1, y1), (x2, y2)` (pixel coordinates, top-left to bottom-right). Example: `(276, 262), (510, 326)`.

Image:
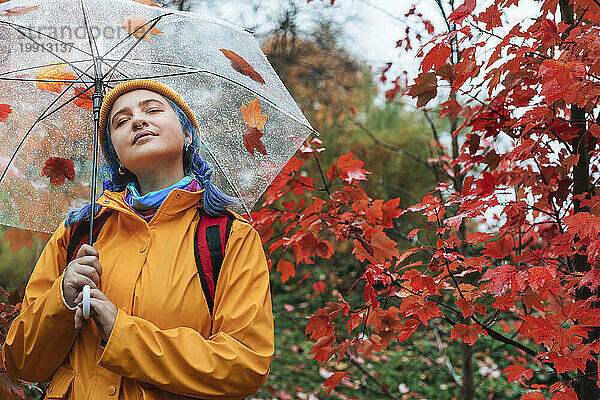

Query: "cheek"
(109, 131), (130, 158)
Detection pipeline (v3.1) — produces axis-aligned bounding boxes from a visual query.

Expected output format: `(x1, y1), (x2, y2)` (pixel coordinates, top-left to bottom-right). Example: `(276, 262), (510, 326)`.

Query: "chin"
(125, 148), (183, 173)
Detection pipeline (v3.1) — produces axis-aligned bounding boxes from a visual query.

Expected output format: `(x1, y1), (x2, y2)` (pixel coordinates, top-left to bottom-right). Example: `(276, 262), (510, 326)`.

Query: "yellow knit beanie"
(98, 79), (200, 149)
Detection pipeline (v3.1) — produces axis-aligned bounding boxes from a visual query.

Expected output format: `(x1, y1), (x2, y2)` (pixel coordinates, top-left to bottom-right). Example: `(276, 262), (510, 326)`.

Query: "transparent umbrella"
(0, 0), (318, 234)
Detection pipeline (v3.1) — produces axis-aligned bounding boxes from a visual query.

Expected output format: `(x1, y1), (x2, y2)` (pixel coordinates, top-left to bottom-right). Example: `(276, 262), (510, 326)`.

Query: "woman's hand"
(74, 288), (118, 342)
(62, 244), (102, 308)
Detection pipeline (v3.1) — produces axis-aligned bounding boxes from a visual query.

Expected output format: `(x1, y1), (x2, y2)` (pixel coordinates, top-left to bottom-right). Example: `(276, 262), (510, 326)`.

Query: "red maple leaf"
(381, 197), (402, 228)
(220, 49), (266, 84)
(520, 393), (545, 400)
(326, 152), (370, 183)
(422, 42), (451, 72)
(402, 270), (437, 294)
(408, 72), (437, 108)
(538, 18), (561, 44)
(450, 323), (486, 345)
(482, 264), (520, 295)
(0, 104), (12, 122)
(477, 4), (502, 30)
(243, 126), (267, 156)
(448, 0), (476, 24)
(580, 270), (600, 291)
(323, 371), (345, 395)
(502, 364), (533, 383)
(399, 295), (443, 323)
(277, 260), (295, 283)
(305, 308), (333, 340)
(455, 298), (477, 318)
(549, 385), (578, 400)
(42, 157), (75, 185)
(397, 318), (420, 342)
(308, 334), (334, 363)
(482, 235), (514, 259)
(370, 228), (400, 262)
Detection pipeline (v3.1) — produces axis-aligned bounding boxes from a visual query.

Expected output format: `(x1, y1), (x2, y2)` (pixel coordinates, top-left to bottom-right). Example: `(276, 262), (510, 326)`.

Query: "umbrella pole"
(89, 58), (103, 245)
(83, 58), (103, 320)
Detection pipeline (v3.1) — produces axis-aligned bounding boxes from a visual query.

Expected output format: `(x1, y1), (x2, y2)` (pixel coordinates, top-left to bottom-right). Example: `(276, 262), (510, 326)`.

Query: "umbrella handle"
(83, 285), (90, 319)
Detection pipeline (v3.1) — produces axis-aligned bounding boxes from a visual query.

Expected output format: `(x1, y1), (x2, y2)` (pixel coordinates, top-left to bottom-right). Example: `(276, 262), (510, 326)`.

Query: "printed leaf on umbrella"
(0, 104), (12, 122)
(2, 5), (39, 16)
(73, 86), (94, 110)
(124, 16), (163, 43)
(36, 64), (76, 93)
(241, 97), (268, 156)
(131, 0), (161, 6)
(42, 157), (75, 186)
(221, 49), (266, 84)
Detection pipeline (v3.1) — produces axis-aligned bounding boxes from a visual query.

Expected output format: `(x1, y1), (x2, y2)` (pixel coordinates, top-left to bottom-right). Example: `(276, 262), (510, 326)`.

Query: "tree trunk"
(461, 342), (474, 400)
(559, 2), (600, 398)
(570, 104), (600, 399)
(451, 112), (474, 400)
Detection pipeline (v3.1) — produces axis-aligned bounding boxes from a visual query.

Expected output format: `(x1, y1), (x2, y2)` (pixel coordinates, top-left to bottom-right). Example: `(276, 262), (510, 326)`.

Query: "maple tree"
(253, 0), (600, 398)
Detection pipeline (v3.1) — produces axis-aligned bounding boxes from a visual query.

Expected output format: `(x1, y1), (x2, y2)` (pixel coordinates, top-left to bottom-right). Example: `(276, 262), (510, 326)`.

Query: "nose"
(131, 113), (149, 130)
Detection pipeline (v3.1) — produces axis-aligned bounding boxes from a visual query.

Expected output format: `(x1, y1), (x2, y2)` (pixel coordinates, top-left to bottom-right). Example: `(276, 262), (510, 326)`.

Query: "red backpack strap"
(66, 209), (113, 263)
(194, 209), (234, 316)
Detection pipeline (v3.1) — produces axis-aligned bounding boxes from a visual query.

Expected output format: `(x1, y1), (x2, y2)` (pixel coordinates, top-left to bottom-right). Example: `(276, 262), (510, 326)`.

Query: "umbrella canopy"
(0, 0), (317, 233)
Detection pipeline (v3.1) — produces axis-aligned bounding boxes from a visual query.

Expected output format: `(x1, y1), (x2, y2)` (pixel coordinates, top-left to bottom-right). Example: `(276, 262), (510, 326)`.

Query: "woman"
(1, 79), (274, 399)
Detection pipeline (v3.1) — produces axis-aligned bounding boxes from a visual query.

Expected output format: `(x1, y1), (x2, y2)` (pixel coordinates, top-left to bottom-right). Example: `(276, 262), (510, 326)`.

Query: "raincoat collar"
(97, 186), (205, 224)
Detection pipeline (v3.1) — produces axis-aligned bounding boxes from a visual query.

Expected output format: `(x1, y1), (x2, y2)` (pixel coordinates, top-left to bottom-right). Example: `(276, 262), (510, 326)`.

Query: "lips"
(132, 130), (157, 144)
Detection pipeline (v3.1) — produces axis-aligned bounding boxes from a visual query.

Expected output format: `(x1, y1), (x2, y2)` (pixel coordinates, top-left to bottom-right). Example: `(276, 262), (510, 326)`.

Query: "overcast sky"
(190, 0), (540, 84)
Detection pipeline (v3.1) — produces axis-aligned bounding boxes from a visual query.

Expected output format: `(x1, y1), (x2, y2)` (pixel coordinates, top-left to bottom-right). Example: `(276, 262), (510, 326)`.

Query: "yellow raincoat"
(1, 187), (274, 399)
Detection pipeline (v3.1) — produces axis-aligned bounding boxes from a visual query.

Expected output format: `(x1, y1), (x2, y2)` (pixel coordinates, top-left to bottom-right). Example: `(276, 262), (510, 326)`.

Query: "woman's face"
(108, 89), (187, 176)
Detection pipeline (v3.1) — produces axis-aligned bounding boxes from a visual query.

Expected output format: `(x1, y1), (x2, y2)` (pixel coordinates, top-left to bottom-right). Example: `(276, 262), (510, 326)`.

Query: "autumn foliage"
(254, 0), (600, 398)
(3, 0), (600, 398)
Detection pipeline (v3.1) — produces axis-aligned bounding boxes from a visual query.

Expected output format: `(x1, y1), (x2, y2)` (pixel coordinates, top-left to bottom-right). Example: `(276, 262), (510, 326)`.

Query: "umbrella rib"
(0, 22), (133, 85)
(0, 60), (129, 88)
(99, 59), (131, 87)
(0, 77), (95, 84)
(0, 59), (94, 78)
(101, 15), (168, 81)
(79, 0), (100, 77)
(37, 82), (96, 123)
(0, 21), (93, 58)
(106, 70), (319, 136)
(0, 63), (97, 185)
(10, 26), (95, 81)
